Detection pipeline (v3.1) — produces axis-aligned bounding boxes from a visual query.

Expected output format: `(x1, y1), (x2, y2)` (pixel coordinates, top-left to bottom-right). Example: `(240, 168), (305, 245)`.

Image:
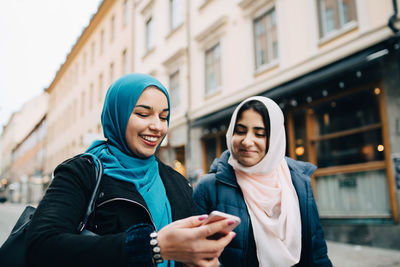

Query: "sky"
(0, 0), (102, 133)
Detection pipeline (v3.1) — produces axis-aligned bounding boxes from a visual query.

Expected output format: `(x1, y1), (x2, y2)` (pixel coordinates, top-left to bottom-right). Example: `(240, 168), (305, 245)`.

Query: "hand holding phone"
(201, 211), (241, 239)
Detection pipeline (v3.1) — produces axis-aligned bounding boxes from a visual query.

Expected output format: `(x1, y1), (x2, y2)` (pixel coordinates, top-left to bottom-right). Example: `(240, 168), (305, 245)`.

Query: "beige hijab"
(226, 96), (302, 267)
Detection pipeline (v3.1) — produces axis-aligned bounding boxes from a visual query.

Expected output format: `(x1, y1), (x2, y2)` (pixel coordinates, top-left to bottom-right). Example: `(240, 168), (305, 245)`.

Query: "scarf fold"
(226, 96), (301, 267)
(85, 73), (172, 234)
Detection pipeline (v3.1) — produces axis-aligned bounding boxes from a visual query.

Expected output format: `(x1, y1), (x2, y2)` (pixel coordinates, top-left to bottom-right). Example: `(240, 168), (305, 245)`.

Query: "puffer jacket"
(26, 155), (196, 267)
(193, 150), (332, 267)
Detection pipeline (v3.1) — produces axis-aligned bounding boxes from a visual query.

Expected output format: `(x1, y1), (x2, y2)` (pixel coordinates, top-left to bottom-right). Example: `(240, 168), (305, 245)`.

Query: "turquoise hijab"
(86, 73), (173, 237)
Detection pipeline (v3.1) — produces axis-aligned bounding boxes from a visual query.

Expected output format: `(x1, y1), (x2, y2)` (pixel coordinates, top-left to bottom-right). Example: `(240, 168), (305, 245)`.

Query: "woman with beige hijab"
(193, 96), (332, 266)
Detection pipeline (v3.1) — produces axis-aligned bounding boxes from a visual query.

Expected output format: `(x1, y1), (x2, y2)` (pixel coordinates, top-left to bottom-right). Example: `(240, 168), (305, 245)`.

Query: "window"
(291, 86), (385, 168)
(109, 62), (114, 84)
(145, 17), (154, 52)
(89, 83), (94, 110)
(173, 146), (186, 176)
(289, 85), (390, 218)
(100, 29), (104, 55)
(317, 0), (357, 38)
(98, 73), (103, 102)
(253, 8), (278, 70)
(170, 0), (183, 30)
(123, 0), (129, 26)
(205, 43), (221, 96)
(111, 15), (116, 42)
(202, 131), (227, 172)
(91, 42), (95, 65)
(306, 88), (383, 167)
(122, 49), (128, 75)
(81, 91), (86, 116)
(75, 62), (79, 82)
(83, 53), (87, 74)
(169, 70), (180, 109)
(73, 99), (77, 121)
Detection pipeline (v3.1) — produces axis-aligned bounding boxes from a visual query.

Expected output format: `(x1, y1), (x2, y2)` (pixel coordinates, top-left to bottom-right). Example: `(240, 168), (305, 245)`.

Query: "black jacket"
(26, 155), (196, 267)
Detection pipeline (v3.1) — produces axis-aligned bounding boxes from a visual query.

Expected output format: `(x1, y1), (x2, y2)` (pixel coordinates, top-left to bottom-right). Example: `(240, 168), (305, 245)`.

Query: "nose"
(149, 117), (163, 131)
(241, 133), (254, 146)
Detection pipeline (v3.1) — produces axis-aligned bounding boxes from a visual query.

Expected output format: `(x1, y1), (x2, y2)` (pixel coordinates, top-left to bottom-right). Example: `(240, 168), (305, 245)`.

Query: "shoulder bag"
(0, 153), (103, 267)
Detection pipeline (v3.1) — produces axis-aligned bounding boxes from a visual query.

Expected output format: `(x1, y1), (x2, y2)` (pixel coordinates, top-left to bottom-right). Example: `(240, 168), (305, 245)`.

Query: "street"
(1, 203), (400, 266)
(0, 202), (25, 245)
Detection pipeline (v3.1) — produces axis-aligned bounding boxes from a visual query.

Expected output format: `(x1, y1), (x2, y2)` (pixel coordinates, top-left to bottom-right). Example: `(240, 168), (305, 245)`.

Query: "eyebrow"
(236, 123), (265, 131)
(135, 104), (169, 112)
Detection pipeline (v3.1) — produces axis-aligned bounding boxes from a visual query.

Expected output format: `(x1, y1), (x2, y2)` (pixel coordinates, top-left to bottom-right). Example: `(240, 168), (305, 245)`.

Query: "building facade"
(11, 115), (48, 203)
(2, 0), (399, 248)
(0, 93), (48, 202)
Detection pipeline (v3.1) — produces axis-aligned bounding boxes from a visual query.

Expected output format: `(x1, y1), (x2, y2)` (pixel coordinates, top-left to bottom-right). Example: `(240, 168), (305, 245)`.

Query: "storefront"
(192, 37), (400, 248)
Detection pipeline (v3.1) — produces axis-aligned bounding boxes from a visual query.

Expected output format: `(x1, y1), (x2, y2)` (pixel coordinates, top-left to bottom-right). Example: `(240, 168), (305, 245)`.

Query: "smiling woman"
(194, 96), (332, 267)
(231, 100), (270, 167)
(24, 73), (236, 267)
(125, 87), (169, 158)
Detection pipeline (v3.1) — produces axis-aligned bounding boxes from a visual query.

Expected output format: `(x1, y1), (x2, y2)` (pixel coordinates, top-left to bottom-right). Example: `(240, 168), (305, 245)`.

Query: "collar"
(213, 150), (317, 189)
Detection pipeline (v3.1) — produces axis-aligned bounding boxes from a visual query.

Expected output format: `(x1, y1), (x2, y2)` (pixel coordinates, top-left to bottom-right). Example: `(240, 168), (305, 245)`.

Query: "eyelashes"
(135, 112), (169, 121)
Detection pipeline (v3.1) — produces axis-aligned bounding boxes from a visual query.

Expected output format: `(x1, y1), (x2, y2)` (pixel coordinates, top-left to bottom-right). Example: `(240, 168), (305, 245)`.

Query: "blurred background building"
(1, 0), (400, 250)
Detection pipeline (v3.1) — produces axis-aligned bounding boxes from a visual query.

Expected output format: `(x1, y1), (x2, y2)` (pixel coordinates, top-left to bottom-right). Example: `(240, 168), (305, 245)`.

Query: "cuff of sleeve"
(125, 223), (154, 266)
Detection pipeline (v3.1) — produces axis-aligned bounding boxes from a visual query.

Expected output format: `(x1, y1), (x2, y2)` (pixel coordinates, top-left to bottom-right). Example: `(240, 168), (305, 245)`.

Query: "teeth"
(142, 136), (158, 142)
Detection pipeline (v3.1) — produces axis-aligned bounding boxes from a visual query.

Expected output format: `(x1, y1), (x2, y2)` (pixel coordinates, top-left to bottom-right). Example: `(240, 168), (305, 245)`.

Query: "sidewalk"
(327, 241), (400, 267)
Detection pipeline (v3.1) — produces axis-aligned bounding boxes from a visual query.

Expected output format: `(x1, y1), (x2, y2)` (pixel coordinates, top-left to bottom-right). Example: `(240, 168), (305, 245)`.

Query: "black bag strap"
(77, 154), (103, 233)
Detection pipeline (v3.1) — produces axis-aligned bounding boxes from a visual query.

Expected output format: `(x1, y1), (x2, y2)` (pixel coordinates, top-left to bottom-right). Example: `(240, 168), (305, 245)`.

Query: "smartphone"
(202, 211), (241, 238)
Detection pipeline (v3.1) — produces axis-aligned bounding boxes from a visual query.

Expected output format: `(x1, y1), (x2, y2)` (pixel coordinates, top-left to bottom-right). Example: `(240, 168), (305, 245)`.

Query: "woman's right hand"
(157, 215), (236, 267)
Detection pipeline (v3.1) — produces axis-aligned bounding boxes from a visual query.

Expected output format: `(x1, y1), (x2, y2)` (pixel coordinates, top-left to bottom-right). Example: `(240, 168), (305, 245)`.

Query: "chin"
(239, 160), (255, 167)
(134, 150), (155, 158)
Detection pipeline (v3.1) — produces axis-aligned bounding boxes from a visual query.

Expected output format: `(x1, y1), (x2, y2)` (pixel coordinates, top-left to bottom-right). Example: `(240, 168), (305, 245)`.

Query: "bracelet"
(150, 231), (164, 264)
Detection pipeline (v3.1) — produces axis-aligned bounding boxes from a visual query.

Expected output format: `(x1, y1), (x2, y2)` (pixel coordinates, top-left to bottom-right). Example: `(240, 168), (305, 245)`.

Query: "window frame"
(122, 49), (128, 75)
(253, 7), (278, 71)
(317, 0), (358, 40)
(91, 41), (95, 66)
(109, 62), (114, 84)
(100, 29), (105, 55)
(169, 69), (181, 110)
(286, 83), (398, 221)
(110, 15), (116, 42)
(170, 0), (183, 31)
(204, 42), (222, 97)
(123, 0), (129, 26)
(201, 129), (227, 173)
(98, 73), (103, 103)
(145, 16), (154, 52)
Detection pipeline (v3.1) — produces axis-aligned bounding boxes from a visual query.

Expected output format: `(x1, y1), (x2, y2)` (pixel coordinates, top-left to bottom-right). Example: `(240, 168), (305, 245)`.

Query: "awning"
(192, 39), (392, 127)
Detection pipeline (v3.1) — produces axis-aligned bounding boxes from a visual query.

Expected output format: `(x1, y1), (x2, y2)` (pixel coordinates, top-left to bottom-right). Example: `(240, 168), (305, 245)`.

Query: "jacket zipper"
(97, 197), (156, 230)
(217, 179), (250, 266)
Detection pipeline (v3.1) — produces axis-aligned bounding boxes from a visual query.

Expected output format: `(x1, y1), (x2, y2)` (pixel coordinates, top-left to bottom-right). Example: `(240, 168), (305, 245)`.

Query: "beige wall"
(133, 0), (191, 137)
(189, 0), (397, 121)
(27, 0), (400, 175)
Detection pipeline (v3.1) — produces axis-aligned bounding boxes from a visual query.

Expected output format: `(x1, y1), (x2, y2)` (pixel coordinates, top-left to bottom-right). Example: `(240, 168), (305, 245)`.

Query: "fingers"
(169, 215), (209, 228)
(197, 218), (233, 238)
(195, 257), (220, 267)
(183, 257), (220, 267)
(216, 231), (236, 248)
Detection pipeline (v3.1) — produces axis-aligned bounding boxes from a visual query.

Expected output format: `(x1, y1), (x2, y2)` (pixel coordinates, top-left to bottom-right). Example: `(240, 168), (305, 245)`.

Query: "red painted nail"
(198, 215), (208, 221)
